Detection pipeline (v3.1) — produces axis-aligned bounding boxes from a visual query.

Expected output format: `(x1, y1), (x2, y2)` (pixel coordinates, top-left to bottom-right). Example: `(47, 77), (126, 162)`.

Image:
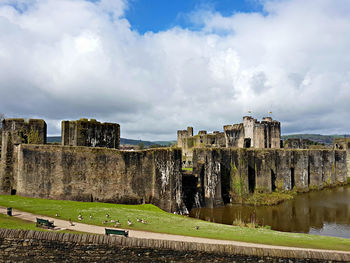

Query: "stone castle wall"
(62, 118), (120, 149)
(192, 148), (347, 208)
(0, 117), (349, 214)
(1, 144), (185, 213)
(0, 229), (348, 262)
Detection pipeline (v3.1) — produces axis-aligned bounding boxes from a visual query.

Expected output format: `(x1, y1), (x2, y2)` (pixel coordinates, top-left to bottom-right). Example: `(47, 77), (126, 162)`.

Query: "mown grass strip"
(0, 195), (349, 251)
(0, 214), (88, 235)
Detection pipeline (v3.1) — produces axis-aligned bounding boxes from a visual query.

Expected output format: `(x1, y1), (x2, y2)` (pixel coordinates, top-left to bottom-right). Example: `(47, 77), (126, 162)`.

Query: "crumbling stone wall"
(192, 148), (347, 208)
(178, 117), (281, 168)
(1, 118), (46, 147)
(284, 138), (324, 149)
(334, 138), (350, 181)
(4, 145), (185, 213)
(177, 128), (225, 168)
(62, 119), (120, 149)
(224, 123), (245, 148)
(0, 118), (46, 194)
(177, 127), (193, 147)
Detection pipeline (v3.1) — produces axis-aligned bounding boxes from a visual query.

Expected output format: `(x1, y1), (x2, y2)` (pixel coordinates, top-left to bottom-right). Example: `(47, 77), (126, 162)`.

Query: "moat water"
(189, 185), (350, 239)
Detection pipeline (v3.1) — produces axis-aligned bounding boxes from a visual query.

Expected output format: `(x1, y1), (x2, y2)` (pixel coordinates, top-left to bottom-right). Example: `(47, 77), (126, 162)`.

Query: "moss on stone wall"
(186, 137), (195, 148)
(9, 145), (184, 213)
(27, 128), (42, 144)
(192, 147), (348, 207)
(230, 160), (243, 198)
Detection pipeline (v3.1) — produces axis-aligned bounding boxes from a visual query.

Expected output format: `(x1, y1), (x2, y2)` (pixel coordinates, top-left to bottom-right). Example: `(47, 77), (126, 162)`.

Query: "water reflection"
(189, 185), (350, 238)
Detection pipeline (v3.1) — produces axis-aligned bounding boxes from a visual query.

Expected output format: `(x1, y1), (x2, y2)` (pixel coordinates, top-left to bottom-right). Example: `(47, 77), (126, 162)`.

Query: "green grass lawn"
(0, 213), (39, 231)
(0, 195), (350, 251)
(0, 213), (87, 235)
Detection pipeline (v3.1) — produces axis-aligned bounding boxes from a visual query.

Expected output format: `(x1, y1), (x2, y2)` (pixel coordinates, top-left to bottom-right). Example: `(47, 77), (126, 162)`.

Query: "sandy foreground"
(1, 206), (350, 257)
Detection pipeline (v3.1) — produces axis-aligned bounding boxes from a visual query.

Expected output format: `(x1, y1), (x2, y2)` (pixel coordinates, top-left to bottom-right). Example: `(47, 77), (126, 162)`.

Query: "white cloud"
(1, 0), (350, 140)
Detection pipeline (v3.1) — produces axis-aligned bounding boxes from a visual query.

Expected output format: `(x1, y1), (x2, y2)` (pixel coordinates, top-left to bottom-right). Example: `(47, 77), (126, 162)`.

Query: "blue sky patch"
(125, 0), (264, 33)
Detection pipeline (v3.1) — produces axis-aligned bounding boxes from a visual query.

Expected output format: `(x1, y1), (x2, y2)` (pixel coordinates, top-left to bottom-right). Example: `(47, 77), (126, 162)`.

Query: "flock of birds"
(56, 213), (199, 230)
(57, 213), (148, 227)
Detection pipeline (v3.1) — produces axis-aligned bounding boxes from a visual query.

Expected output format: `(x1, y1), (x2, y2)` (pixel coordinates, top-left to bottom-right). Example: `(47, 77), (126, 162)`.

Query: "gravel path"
(1, 206), (350, 257)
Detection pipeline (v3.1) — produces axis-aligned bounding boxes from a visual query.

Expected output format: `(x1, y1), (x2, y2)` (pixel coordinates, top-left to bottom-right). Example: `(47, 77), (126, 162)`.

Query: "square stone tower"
(224, 116), (281, 149)
(0, 118), (47, 194)
(1, 118), (46, 148)
(61, 118), (120, 149)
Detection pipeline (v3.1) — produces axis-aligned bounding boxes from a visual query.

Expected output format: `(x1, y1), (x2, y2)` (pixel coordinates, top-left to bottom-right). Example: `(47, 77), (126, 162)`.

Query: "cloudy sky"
(1, 0), (350, 140)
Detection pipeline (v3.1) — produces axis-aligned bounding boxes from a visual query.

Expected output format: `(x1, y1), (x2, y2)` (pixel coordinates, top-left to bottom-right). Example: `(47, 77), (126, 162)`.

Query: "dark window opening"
(269, 143), (271, 148)
(182, 174), (198, 211)
(271, 169), (276, 192)
(10, 189), (16, 195)
(90, 194), (93, 202)
(291, 168), (295, 189)
(221, 164), (231, 204)
(244, 138), (251, 148)
(248, 165), (256, 193)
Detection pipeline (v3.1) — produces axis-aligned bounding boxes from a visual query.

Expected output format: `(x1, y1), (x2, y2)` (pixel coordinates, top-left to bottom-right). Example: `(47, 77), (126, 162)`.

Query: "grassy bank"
(243, 192), (295, 206)
(0, 195), (350, 251)
(0, 213), (86, 235)
(0, 213), (39, 231)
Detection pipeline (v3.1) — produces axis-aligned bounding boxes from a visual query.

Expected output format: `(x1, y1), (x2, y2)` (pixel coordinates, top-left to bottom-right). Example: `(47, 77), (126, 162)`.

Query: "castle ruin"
(177, 116), (281, 167)
(0, 118), (185, 213)
(0, 116), (349, 213)
(224, 116), (281, 148)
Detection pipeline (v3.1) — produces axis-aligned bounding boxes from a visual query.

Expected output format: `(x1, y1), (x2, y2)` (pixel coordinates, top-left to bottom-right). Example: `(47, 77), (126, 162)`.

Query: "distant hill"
(281, 134), (350, 145)
(49, 134), (350, 146)
(120, 138), (175, 147)
(47, 136), (175, 147)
